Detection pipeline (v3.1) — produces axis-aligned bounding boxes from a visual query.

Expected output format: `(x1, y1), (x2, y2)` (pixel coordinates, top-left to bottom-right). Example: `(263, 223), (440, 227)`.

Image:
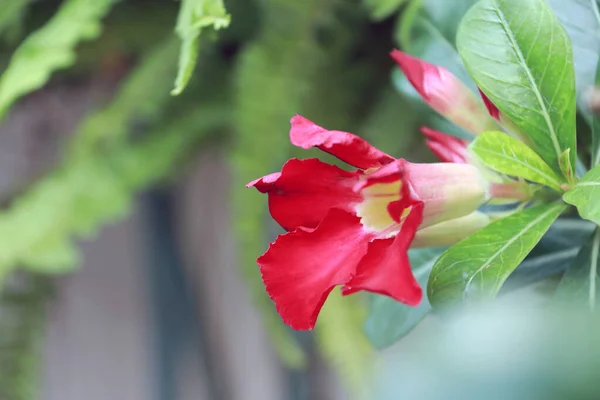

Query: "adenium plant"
(249, 0), (600, 337)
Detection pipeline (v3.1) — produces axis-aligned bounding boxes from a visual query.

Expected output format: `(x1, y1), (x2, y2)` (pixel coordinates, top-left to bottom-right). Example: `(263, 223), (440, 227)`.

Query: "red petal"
(420, 126), (468, 163)
(289, 115), (395, 169)
(341, 203), (424, 305)
(390, 50), (447, 105)
(247, 158), (363, 230)
(478, 89), (500, 120)
(257, 209), (375, 330)
(391, 50), (498, 136)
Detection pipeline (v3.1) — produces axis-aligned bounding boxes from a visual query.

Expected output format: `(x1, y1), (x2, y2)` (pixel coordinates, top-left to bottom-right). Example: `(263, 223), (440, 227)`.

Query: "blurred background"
(1, 0), (600, 399)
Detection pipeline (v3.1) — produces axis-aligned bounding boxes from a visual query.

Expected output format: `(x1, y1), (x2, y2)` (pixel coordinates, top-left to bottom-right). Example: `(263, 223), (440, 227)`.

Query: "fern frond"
(0, 105), (229, 278)
(69, 38), (180, 159)
(0, 0), (120, 119)
(171, 0), (230, 95)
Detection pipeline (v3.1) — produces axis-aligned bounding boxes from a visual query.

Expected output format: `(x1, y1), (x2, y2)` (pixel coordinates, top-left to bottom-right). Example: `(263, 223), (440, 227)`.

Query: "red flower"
(391, 50), (498, 137)
(248, 115), (490, 330)
(420, 127), (469, 164)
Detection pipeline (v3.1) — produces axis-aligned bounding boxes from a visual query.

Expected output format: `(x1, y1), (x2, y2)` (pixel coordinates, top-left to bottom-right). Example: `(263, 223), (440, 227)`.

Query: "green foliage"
(1, 107), (226, 277)
(457, 0), (577, 177)
(364, 247), (444, 349)
(70, 38), (180, 159)
(419, 0), (476, 43)
(0, 0), (29, 41)
(469, 131), (564, 191)
(363, 0), (408, 21)
(546, 0), (600, 120)
(0, 0), (119, 119)
(564, 164), (600, 225)
(428, 203), (566, 309)
(171, 0), (230, 95)
(555, 229), (600, 309)
(0, 274), (50, 400)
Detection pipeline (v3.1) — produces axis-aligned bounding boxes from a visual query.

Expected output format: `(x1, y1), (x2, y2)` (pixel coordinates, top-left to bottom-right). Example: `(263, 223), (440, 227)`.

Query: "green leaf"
(364, 0), (407, 20)
(0, 0), (118, 119)
(546, 0), (600, 120)
(171, 0), (230, 95)
(428, 202), (566, 308)
(592, 57), (600, 166)
(563, 164), (600, 225)
(456, 0), (577, 177)
(469, 131), (564, 191)
(555, 229), (600, 309)
(364, 247), (444, 349)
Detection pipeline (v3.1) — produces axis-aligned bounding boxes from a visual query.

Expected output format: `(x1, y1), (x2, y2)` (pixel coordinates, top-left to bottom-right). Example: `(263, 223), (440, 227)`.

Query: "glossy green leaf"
(457, 0), (577, 177)
(0, 0), (118, 119)
(592, 57), (600, 166)
(171, 0), (230, 95)
(546, 0), (600, 120)
(469, 131), (563, 191)
(364, 0), (407, 20)
(563, 164), (600, 225)
(555, 229), (600, 309)
(428, 202), (566, 308)
(364, 247), (445, 349)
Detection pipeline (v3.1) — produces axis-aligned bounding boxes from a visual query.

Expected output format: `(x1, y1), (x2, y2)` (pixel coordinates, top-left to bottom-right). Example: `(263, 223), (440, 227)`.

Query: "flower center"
(355, 180), (403, 235)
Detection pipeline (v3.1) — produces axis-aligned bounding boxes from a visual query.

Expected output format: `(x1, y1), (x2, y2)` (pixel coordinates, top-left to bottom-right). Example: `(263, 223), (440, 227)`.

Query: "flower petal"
(247, 158), (362, 230)
(478, 88), (500, 120)
(411, 211), (490, 248)
(391, 49), (497, 136)
(341, 203), (424, 305)
(289, 115), (394, 169)
(257, 209), (374, 330)
(404, 162), (490, 228)
(478, 89), (530, 144)
(420, 126), (468, 163)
